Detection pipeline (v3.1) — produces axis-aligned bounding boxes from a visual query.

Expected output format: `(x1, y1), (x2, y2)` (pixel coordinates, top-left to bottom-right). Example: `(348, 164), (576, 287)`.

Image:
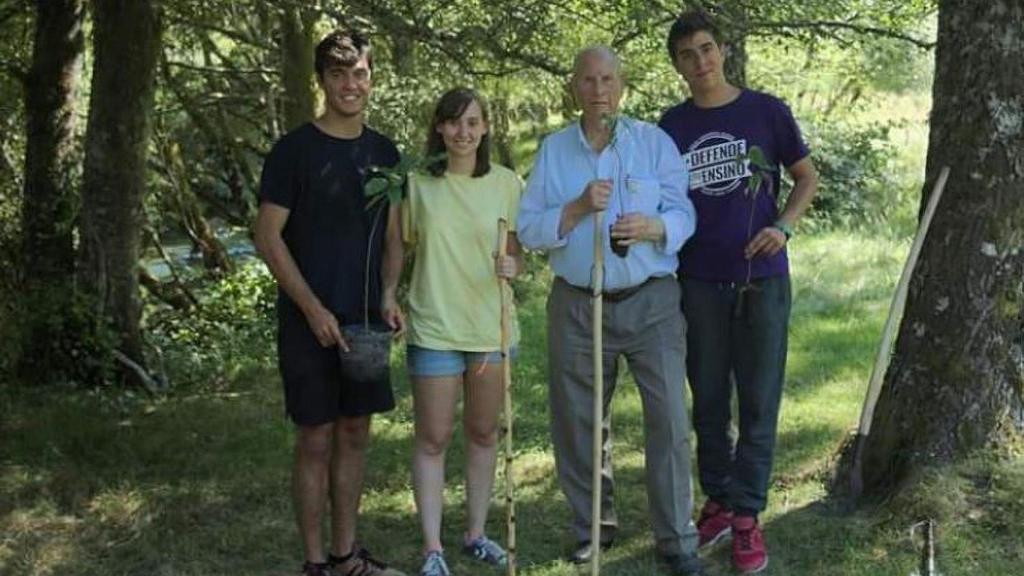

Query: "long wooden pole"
(848, 166), (950, 498)
(497, 219), (516, 576)
(590, 211), (605, 576)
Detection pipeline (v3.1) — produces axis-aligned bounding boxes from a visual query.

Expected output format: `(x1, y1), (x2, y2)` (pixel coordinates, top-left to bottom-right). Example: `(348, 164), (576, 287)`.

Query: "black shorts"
(277, 308), (395, 426)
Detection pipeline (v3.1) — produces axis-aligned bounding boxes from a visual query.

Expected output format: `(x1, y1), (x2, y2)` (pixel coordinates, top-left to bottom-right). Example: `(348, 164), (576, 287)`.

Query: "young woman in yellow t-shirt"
(401, 88), (524, 576)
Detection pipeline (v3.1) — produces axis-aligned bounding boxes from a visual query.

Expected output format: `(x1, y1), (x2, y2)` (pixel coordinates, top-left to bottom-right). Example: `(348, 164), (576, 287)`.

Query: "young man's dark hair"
(665, 9), (722, 59)
(315, 29), (373, 78)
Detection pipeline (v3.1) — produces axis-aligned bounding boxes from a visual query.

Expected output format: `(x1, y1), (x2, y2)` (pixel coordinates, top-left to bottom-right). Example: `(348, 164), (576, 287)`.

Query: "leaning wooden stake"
(497, 219), (516, 576)
(849, 166), (950, 499)
(590, 211), (605, 576)
(910, 519), (937, 576)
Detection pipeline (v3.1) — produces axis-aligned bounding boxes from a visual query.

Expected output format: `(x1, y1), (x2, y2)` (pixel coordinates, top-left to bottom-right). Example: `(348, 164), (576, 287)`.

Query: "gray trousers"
(547, 276), (698, 557)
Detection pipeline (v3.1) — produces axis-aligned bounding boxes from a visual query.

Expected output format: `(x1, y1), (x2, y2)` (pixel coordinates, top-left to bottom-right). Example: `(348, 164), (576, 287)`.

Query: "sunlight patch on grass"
(0, 503), (80, 576)
(86, 487), (150, 533)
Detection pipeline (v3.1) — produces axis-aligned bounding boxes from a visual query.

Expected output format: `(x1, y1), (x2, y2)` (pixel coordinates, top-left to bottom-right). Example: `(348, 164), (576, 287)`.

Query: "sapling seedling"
(601, 113), (631, 258)
(361, 151), (445, 328)
(734, 145), (776, 323)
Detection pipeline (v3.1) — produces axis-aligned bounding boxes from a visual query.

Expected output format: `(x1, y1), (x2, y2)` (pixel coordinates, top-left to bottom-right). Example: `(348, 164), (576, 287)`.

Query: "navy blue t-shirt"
(259, 123), (399, 324)
(659, 90), (809, 282)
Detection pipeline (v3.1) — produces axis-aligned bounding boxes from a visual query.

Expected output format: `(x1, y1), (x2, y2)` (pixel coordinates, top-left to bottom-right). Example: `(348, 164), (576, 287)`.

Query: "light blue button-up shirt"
(518, 116), (696, 291)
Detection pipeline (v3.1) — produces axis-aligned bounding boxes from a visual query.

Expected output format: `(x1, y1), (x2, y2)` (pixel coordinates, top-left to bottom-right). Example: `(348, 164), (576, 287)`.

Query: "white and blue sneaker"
(462, 535), (508, 568)
(419, 550), (450, 576)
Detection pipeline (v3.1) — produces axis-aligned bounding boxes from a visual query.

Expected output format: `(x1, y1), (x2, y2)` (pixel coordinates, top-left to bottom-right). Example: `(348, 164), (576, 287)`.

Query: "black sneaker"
(329, 546), (406, 576)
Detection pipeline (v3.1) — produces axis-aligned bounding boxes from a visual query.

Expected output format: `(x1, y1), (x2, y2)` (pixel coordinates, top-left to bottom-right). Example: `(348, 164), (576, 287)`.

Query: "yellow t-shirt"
(402, 165), (522, 351)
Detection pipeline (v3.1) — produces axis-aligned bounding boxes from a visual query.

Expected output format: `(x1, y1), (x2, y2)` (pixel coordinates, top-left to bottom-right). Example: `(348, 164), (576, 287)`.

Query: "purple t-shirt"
(659, 90), (809, 282)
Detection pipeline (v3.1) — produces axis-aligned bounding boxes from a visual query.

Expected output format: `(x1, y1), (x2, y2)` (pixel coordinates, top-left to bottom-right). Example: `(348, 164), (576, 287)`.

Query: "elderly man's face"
(573, 52), (623, 119)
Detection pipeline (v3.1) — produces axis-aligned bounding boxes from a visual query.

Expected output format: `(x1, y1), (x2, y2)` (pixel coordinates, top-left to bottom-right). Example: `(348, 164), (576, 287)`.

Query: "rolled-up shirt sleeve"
(517, 139), (569, 251)
(653, 128), (696, 255)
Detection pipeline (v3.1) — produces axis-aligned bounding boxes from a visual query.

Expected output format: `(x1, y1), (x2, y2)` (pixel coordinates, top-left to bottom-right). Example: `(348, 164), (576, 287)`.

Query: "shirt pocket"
(625, 176), (661, 214)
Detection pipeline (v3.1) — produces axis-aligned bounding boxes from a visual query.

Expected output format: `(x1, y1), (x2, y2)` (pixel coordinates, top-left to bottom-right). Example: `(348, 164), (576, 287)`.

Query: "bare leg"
(463, 361), (504, 542)
(294, 422), (335, 563)
(330, 415), (371, 557)
(413, 376), (461, 552)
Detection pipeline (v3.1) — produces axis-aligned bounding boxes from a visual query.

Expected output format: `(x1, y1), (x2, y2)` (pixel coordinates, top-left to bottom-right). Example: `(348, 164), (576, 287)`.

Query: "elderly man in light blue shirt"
(518, 46), (702, 575)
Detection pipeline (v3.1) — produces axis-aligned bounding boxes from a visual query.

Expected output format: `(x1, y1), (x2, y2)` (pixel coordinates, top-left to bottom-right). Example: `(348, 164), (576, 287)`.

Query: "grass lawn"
(2, 231), (1022, 576)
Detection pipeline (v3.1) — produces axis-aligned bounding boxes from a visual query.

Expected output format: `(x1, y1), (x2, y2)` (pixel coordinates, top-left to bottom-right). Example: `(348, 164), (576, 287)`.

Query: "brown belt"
(556, 276), (658, 303)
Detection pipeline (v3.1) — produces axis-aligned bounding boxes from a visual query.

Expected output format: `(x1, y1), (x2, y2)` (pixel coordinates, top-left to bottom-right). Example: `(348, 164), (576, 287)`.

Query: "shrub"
(145, 259), (277, 389)
(801, 119), (913, 234)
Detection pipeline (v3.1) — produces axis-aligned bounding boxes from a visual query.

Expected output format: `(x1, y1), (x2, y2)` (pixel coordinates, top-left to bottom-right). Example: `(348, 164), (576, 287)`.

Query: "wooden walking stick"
(848, 166), (950, 499)
(497, 218), (516, 576)
(590, 210), (605, 576)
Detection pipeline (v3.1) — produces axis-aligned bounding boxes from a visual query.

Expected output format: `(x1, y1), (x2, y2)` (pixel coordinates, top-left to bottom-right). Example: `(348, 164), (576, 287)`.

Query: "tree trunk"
(724, 34), (747, 89)
(279, 6), (317, 131)
(861, 0), (1024, 495)
(21, 0), (84, 287)
(392, 32), (417, 76)
(78, 0), (163, 381)
(155, 133), (233, 273)
(492, 94), (516, 171)
(717, 1), (748, 88)
(18, 0), (85, 381)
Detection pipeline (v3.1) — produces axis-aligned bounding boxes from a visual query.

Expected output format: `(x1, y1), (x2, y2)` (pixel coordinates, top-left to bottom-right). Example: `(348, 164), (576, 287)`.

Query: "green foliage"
(145, 261), (276, 389)
(511, 250), (552, 305)
(0, 0), (939, 393)
(364, 152), (445, 209)
(7, 289), (121, 388)
(0, 3), (31, 380)
(0, 188), (21, 381)
(741, 16), (933, 236)
(734, 144), (774, 198)
(802, 119), (910, 232)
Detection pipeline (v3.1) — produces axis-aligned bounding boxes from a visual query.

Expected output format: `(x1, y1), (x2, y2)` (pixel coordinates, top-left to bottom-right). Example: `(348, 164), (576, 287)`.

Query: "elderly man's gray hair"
(571, 45), (623, 80)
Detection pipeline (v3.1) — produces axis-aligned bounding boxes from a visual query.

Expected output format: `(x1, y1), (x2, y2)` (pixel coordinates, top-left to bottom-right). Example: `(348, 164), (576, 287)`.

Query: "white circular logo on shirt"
(685, 132), (752, 197)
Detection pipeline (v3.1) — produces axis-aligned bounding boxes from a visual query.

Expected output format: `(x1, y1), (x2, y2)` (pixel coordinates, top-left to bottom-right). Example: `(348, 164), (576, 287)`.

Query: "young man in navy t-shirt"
(255, 31), (406, 576)
(658, 10), (819, 575)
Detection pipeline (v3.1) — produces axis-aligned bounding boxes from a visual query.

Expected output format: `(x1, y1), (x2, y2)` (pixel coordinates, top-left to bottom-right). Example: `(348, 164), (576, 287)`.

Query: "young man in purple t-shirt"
(658, 10), (819, 575)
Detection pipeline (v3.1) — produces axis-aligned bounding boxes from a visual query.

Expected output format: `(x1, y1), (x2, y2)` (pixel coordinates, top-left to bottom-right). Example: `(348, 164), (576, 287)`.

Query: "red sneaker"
(696, 500), (734, 548)
(731, 516), (768, 574)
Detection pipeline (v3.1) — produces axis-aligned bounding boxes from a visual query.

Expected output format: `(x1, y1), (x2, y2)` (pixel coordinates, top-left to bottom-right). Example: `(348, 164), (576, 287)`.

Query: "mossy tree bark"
(21, 0), (84, 286)
(18, 0), (85, 380)
(280, 6), (317, 132)
(77, 0), (163, 383)
(861, 0), (1024, 495)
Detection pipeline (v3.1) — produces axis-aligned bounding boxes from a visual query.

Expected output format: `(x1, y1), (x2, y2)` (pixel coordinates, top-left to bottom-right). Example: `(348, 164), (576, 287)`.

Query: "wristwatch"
(773, 220), (793, 241)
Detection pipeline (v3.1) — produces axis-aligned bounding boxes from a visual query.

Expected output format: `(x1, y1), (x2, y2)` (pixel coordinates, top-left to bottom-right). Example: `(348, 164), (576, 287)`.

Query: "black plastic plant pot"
(339, 324), (392, 384)
(609, 223), (629, 258)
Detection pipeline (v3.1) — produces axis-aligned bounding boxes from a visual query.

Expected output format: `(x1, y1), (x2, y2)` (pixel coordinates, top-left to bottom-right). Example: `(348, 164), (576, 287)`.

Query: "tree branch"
(142, 225), (200, 310)
(113, 349), (166, 394)
(164, 60), (275, 75)
(752, 20), (935, 49)
(164, 11), (271, 49)
(346, 0), (571, 77)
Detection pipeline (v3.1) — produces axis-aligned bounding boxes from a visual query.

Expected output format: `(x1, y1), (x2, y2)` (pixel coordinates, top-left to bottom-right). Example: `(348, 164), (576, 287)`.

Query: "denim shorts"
(406, 345), (517, 377)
